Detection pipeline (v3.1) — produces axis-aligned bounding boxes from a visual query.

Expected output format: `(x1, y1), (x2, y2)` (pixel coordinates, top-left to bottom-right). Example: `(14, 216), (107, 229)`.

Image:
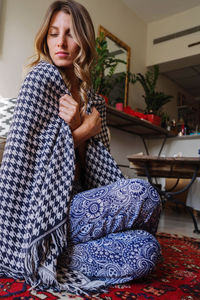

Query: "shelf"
(177, 105), (188, 109)
(169, 134), (200, 140)
(106, 105), (176, 138)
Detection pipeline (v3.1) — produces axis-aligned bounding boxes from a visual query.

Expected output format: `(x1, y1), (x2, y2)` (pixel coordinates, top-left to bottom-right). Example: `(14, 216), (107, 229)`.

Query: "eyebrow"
(49, 26), (59, 30)
(49, 26), (71, 31)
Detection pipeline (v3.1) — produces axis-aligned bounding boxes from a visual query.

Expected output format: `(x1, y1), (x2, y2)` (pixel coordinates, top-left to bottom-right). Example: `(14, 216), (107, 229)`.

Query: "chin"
(54, 60), (73, 69)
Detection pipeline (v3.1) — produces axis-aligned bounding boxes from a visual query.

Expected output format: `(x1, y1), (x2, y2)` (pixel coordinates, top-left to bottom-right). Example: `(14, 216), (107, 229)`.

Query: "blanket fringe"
(24, 222), (66, 291)
(24, 222), (106, 295)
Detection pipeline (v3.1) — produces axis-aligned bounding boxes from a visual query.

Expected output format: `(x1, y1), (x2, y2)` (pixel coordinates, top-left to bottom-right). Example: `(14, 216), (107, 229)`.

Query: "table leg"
(165, 193), (200, 234)
(144, 163), (200, 234)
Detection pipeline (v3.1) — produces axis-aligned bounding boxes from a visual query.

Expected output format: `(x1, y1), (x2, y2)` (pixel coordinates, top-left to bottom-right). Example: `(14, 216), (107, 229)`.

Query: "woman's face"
(47, 11), (79, 71)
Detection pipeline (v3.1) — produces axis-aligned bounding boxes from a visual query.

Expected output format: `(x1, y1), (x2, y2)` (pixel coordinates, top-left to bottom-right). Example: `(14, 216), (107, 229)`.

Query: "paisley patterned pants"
(68, 178), (162, 286)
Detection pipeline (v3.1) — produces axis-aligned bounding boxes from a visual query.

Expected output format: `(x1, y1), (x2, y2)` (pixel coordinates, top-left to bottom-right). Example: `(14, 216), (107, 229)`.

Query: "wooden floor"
(158, 206), (200, 238)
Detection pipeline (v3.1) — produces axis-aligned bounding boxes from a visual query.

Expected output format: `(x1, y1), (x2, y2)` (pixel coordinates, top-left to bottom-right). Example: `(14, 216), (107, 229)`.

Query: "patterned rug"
(0, 232), (200, 299)
(0, 97), (17, 137)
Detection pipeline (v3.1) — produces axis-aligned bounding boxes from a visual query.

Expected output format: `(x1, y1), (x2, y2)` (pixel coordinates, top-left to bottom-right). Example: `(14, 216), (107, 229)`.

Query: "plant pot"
(123, 106), (136, 116)
(115, 102), (123, 111)
(146, 114), (161, 126)
(123, 106), (147, 120)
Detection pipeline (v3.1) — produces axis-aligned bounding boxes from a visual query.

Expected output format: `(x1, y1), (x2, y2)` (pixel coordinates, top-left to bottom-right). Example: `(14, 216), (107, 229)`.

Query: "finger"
(91, 106), (96, 113)
(59, 110), (79, 124)
(59, 94), (72, 103)
(59, 104), (80, 120)
(59, 111), (72, 124)
(59, 94), (77, 106)
(92, 107), (100, 116)
(59, 99), (77, 110)
(59, 102), (78, 114)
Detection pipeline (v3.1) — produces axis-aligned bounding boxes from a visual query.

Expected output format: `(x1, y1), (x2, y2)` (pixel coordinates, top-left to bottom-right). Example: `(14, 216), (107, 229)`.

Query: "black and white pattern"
(0, 97), (17, 137)
(0, 61), (123, 294)
(85, 140), (124, 189)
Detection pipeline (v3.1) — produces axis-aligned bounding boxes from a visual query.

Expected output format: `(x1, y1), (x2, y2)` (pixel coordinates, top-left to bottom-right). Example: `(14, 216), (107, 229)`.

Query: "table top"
(127, 155), (200, 178)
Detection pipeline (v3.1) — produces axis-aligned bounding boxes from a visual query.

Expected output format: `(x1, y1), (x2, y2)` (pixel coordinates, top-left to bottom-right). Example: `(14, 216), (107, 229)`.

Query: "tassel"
(23, 221), (107, 295)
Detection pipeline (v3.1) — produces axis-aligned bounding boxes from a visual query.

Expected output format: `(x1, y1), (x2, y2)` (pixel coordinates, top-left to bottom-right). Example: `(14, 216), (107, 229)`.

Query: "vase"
(146, 114), (161, 126)
(115, 102), (123, 111)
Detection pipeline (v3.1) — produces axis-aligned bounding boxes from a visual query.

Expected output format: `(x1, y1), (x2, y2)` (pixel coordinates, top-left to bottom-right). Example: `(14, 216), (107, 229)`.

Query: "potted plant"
(132, 65), (173, 125)
(91, 32), (126, 105)
(160, 111), (170, 129)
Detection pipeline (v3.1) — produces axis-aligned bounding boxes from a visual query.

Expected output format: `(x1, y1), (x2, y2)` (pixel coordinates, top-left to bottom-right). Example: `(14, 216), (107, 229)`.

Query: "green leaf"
(91, 32), (127, 96)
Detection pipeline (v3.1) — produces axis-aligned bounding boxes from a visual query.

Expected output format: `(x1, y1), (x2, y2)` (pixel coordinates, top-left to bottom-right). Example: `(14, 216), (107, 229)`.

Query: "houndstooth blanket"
(0, 61), (124, 294)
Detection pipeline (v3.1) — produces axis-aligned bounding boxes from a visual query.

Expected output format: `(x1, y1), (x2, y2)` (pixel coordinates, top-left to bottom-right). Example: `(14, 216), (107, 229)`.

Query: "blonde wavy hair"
(29, 0), (96, 109)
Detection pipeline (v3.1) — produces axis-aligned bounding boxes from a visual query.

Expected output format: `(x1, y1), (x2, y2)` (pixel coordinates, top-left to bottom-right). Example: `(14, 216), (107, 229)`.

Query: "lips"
(55, 51), (69, 57)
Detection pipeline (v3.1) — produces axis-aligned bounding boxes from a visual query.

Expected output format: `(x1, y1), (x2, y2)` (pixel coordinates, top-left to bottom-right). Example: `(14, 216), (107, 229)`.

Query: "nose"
(57, 34), (66, 48)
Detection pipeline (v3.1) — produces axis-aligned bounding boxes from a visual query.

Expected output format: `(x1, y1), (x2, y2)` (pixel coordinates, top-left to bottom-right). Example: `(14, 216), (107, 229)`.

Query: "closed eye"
(49, 33), (58, 37)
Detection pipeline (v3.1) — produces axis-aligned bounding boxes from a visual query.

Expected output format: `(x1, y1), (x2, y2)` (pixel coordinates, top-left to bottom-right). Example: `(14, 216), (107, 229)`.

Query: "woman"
(0, 0), (162, 295)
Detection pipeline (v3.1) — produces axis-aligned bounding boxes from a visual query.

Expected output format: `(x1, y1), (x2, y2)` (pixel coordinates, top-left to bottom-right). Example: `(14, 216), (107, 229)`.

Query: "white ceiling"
(122, 0), (200, 100)
(122, 0), (200, 23)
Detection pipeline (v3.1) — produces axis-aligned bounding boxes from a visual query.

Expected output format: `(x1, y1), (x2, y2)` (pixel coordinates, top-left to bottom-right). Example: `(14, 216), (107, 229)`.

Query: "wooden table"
(127, 155), (200, 179)
(127, 154), (200, 233)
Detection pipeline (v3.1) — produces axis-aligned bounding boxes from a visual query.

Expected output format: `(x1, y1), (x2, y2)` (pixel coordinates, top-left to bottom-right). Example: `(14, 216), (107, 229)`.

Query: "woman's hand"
(59, 94), (81, 131)
(72, 107), (102, 148)
(81, 107), (101, 138)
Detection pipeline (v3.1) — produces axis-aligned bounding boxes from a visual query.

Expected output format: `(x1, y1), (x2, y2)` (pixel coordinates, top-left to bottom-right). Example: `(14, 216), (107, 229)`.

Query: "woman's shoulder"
(24, 60), (66, 90)
(28, 60), (61, 79)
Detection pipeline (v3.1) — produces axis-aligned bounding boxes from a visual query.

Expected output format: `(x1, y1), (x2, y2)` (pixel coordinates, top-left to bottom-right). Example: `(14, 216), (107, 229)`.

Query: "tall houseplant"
(134, 65), (173, 115)
(91, 32), (126, 101)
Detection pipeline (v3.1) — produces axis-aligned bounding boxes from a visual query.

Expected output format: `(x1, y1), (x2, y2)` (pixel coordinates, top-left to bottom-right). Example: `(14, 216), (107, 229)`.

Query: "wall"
(156, 74), (194, 121)
(109, 128), (146, 178)
(147, 136), (200, 157)
(147, 6), (200, 66)
(0, 0), (52, 97)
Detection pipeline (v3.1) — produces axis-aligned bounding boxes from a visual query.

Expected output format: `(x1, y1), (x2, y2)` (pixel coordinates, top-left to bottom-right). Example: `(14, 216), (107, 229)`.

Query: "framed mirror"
(98, 25), (131, 107)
